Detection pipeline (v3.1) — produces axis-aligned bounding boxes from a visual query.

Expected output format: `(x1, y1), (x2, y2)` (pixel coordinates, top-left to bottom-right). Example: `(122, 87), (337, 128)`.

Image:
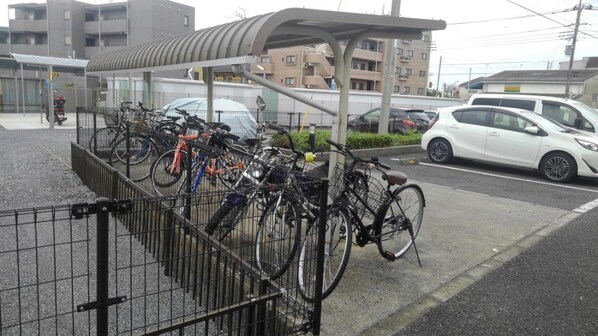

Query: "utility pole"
(378, 0), (400, 134)
(436, 56), (442, 97)
(564, 0), (584, 97)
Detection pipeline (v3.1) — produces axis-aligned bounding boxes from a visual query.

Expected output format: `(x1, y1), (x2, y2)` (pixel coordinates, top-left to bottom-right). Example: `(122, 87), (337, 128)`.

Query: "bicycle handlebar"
(325, 139), (390, 170)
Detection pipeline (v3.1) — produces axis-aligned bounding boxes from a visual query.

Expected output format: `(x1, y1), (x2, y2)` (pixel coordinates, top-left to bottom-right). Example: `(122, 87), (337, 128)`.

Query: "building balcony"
(10, 19), (48, 33)
(0, 43), (10, 54)
(84, 19), (128, 35)
(10, 44), (48, 55)
(303, 75), (330, 90)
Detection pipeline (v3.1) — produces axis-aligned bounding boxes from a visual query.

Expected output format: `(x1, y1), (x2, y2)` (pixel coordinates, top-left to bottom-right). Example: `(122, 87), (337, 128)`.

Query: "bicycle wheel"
(255, 194), (302, 279)
(205, 201), (246, 241)
(298, 205), (352, 302)
(376, 184), (424, 259)
(109, 135), (159, 182)
(88, 127), (121, 161)
(216, 144), (251, 189)
(151, 149), (187, 195)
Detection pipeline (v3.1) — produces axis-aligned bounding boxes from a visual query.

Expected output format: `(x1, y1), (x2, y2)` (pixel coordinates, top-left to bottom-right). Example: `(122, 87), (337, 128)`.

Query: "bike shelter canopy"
(85, 7), (446, 167)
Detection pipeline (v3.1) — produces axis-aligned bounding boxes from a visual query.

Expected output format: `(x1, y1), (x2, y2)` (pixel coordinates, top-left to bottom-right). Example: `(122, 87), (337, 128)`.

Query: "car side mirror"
(524, 126), (539, 135)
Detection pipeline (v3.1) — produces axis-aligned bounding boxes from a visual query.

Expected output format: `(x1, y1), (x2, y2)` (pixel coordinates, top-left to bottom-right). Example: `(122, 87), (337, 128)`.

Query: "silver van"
(468, 94), (598, 136)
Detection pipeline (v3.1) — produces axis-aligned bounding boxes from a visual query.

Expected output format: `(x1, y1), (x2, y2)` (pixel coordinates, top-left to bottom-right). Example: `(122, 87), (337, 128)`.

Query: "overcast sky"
(2, 0), (598, 88)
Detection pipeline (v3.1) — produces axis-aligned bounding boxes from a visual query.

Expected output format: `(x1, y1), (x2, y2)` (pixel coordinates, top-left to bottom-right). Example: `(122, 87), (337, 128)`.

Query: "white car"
(421, 105), (598, 183)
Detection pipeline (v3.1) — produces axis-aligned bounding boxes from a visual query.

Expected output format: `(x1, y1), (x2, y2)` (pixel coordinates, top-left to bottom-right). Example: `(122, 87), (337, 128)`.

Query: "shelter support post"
(203, 67), (214, 122)
(143, 71), (153, 107)
(21, 64), (25, 116)
(48, 65), (55, 129)
(84, 71), (88, 107)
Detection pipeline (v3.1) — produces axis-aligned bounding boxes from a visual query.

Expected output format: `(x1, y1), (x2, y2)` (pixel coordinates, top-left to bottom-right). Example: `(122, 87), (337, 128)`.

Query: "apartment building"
(2, 0), (194, 59)
(214, 35), (433, 96)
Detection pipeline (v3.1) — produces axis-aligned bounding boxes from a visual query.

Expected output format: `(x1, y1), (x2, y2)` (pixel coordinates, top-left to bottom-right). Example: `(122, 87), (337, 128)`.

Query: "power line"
(448, 8), (573, 25)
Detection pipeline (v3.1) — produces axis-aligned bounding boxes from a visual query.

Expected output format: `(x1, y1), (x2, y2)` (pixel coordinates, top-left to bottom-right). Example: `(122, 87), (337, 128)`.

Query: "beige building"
(214, 34), (433, 96)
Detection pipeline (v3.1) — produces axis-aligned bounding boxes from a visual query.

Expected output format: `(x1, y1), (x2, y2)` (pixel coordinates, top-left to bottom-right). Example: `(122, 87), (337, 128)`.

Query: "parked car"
(468, 93), (598, 139)
(158, 97), (257, 144)
(421, 105), (598, 183)
(424, 110), (438, 120)
(347, 107), (430, 134)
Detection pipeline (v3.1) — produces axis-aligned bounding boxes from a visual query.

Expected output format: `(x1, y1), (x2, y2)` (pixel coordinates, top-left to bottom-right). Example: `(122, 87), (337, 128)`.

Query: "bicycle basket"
(104, 110), (120, 127)
(330, 162), (387, 218)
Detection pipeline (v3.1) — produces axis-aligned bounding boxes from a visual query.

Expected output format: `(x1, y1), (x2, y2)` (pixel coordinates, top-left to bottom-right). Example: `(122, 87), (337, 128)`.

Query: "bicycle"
(297, 138), (426, 302)
(150, 109), (249, 196)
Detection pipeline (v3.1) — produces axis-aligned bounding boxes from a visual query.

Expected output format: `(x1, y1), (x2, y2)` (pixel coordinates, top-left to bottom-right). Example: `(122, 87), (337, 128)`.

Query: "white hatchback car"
(421, 105), (598, 182)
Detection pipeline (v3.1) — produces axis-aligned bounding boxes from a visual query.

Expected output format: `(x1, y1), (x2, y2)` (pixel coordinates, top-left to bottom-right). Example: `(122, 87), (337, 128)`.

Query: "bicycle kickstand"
(408, 226), (422, 267)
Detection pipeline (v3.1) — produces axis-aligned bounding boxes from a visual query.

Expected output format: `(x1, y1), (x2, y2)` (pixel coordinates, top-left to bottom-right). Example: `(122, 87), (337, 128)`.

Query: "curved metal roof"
(86, 7), (446, 73)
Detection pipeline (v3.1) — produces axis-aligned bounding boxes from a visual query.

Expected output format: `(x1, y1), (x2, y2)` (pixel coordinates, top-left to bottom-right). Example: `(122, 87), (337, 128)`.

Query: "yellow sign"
(504, 85), (520, 93)
(49, 72), (59, 80)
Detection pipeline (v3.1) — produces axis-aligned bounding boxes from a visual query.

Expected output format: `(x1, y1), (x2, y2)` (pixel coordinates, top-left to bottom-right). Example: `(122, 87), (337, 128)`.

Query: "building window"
(260, 56), (270, 63)
(286, 55), (296, 64)
(421, 53), (428, 60)
(351, 81), (357, 89)
(405, 68), (412, 75)
(65, 36), (71, 45)
(64, 10), (71, 20)
(403, 86), (410, 94)
(395, 67), (401, 74)
(593, 94), (598, 102)
(417, 88), (425, 95)
(423, 34), (429, 42)
(184, 15), (189, 26)
(407, 50), (414, 57)
(396, 48), (403, 56)
(284, 77), (295, 86)
(419, 70), (426, 77)
(358, 83), (364, 90)
(394, 86), (400, 93)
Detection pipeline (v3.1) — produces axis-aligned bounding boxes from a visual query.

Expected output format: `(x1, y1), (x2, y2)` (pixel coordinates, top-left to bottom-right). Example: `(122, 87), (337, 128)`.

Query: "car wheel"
(428, 138), (453, 163)
(540, 152), (577, 183)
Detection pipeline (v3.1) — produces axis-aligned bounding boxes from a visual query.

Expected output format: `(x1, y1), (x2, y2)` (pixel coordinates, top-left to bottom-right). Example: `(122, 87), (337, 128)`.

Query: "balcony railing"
(9, 19), (48, 32)
(84, 19), (128, 35)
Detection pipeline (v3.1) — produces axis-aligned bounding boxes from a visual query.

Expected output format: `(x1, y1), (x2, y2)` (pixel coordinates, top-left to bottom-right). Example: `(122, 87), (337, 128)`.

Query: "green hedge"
(269, 130), (422, 152)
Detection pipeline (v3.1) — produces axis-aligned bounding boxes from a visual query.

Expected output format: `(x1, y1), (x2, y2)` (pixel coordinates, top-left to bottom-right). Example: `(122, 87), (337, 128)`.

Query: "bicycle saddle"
(382, 171), (407, 186)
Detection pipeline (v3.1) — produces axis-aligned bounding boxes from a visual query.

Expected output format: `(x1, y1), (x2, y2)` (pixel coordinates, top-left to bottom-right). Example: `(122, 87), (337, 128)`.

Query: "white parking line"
(419, 162), (598, 194)
(573, 198), (598, 213)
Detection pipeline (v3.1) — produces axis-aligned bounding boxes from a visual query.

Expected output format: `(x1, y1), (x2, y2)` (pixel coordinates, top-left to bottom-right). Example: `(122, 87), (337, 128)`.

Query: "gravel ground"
(0, 128), (96, 209)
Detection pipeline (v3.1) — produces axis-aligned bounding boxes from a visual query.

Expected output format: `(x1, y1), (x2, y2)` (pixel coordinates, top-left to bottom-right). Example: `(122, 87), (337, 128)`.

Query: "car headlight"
(575, 138), (598, 151)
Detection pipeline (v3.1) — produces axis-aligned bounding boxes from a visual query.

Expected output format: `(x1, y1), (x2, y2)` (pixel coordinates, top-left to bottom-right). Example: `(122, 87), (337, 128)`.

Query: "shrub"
(269, 130), (422, 152)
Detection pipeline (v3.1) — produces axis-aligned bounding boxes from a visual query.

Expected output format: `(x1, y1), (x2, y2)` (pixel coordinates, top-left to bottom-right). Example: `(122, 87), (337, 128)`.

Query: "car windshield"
(519, 110), (571, 133)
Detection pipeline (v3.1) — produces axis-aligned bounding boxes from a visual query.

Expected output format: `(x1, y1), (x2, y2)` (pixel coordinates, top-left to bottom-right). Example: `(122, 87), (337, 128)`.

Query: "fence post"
(184, 141), (192, 220)
(312, 178), (329, 336)
(125, 123), (130, 178)
(76, 106), (80, 145)
(92, 109), (98, 154)
(96, 197), (111, 336)
(288, 113), (293, 133)
(163, 209), (174, 276)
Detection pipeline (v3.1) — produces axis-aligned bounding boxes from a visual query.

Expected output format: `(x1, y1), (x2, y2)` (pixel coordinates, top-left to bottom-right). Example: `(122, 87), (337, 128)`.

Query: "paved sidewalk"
(0, 112), (77, 130)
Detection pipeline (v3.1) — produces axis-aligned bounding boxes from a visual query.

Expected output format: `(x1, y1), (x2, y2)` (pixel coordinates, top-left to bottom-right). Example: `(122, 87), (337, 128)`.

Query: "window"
(542, 103), (582, 128)
(419, 70), (426, 77)
(403, 86), (410, 94)
(351, 81), (357, 89)
(358, 83), (364, 90)
(184, 15), (189, 26)
(491, 112), (531, 132)
(363, 109), (381, 122)
(593, 94), (598, 102)
(417, 88), (425, 95)
(64, 10), (71, 20)
(472, 97), (500, 106)
(458, 110), (489, 126)
(407, 50), (414, 57)
(394, 86), (400, 93)
(397, 48), (403, 55)
(284, 77), (295, 86)
(423, 34), (429, 42)
(405, 68), (412, 75)
(501, 99), (535, 111)
(421, 53), (428, 60)
(65, 36), (71, 46)
(395, 67), (401, 74)
(260, 56), (270, 63)
(286, 55), (296, 64)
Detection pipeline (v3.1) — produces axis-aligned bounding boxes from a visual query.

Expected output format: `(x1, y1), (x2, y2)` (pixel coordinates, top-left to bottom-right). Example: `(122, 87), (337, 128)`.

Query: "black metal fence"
(1, 138), (327, 335)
